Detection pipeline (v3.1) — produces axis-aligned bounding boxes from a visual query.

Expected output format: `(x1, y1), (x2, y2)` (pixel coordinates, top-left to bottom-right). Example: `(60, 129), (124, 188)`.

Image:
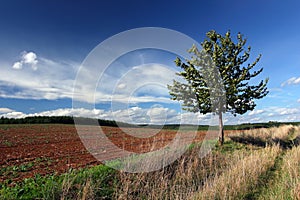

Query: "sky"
(0, 0), (300, 125)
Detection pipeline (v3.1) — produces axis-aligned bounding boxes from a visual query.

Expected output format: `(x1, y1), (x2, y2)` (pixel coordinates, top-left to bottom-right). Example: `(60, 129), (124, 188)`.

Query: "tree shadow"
(229, 135), (300, 149)
(229, 135), (266, 147)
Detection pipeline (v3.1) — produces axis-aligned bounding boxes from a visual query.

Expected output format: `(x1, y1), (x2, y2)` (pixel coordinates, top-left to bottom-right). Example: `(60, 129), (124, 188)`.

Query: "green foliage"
(168, 30), (269, 116)
(0, 165), (117, 199)
(215, 140), (248, 154)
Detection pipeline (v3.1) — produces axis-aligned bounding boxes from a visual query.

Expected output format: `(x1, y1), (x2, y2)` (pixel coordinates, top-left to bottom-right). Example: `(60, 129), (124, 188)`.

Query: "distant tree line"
(0, 116), (299, 130)
(0, 116), (133, 127)
(0, 116), (74, 124)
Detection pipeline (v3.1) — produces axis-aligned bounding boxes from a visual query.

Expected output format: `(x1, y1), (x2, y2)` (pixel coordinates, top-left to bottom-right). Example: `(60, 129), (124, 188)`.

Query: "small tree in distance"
(168, 30), (269, 145)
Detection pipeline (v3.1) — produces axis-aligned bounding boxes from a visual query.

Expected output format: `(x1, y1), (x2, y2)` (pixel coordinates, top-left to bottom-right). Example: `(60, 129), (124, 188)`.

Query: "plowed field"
(0, 124), (229, 182)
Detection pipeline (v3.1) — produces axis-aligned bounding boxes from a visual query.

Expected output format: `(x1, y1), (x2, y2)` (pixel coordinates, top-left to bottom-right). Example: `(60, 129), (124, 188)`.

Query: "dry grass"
(113, 126), (300, 199)
(258, 145), (300, 200)
(287, 147), (300, 199)
(229, 125), (300, 147)
(193, 145), (281, 199)
(114, 144), (248, 200)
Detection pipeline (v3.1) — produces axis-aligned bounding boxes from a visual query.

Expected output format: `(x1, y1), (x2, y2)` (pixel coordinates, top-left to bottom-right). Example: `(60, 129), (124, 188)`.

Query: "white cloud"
(12, 61), (22, 69)
(276, 107), (299, 115)
(117, 83), (126, 89)
(12, 51), (38, 70)
(73, 62), (181, 104)
(0, 108), (107, 119)
(2, 111), (27, 119)
(281, 77), (300, 87)
(0, 106), (209, 125)
(248, 109), (265, 116)
(0, 108), (14, 114)
(297, 99), (300, 103)
(22, 52), (38, 65)
(224, 106), (300, 124)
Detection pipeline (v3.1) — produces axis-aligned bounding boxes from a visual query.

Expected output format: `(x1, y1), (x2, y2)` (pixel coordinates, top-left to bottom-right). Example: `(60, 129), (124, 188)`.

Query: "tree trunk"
(218, 112), (224, 145)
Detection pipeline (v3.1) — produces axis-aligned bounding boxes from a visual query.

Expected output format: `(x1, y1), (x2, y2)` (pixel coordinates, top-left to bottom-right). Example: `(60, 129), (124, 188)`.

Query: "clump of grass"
(194, 145), (281, 200)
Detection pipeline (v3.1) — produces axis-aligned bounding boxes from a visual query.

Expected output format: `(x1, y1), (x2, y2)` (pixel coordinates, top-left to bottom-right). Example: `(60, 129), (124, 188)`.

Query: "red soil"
(0, 124), (231, 182)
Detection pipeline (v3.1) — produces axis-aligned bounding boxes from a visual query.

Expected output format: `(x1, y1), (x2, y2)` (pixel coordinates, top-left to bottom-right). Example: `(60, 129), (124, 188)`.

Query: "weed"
(2, 140), (13, 147)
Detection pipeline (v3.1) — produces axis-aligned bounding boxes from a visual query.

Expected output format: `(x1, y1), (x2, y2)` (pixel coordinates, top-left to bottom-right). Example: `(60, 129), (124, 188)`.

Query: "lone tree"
(168, 30), (269, 145)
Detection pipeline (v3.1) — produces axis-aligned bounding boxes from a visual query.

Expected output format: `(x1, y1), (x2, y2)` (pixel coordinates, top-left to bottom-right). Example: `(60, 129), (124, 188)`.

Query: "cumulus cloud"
(23, 52), (38, 65)
(298, 99), (300, 103)
(0, 108), (105, 119)
(0, 108), (14, 114)
(0, 106), (212, 125)
(2, 111), (27, 119)
(224, 106), (300, 124)
(281, 77), (300, 87)
(276, 107), (299, 115)
(248, 109), (265, 116)
(12, 62), (22, 70)
(12, 51), (38, 70)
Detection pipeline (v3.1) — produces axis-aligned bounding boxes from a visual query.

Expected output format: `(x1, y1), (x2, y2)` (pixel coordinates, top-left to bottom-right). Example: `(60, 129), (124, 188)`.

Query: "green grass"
(2, 140), (13, 147)
(0, 165), (117, 200)
(214, 139), (249, 154)
(0, 162), (35, 180)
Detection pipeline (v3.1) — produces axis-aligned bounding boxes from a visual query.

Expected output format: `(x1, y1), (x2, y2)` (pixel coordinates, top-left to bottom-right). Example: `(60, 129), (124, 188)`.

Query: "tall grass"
(229, 125), (300, 147)
(194, 145), (281, 199)
(258, 145), (300, 200)
(114, 144), (248, 200)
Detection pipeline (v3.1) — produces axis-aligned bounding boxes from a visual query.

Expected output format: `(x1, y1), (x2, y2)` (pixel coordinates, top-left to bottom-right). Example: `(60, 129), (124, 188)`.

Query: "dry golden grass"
(114, 126), (300, 199)
(287, 147), (300, 200)
(114, 145), (247, 200)
(80, 179), (93, 200)
(229, 125), (300, 147)
(193, 145), (281, 200)
(258, 145), (300, 200)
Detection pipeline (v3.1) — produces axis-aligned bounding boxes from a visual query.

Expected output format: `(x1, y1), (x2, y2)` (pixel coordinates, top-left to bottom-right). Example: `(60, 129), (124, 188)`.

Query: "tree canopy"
(168, 30), (269, 144)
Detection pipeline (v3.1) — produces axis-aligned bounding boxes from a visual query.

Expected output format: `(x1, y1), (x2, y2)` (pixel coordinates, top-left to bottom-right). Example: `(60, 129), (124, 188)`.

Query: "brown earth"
(0, 124), (233, 183)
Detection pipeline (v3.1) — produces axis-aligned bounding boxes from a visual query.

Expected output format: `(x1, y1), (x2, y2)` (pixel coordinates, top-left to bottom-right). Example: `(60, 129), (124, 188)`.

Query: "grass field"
(0, 124), (299, 199)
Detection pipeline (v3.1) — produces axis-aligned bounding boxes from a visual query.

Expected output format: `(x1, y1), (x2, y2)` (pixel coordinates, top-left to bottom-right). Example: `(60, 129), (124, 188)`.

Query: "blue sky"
(0, 0), (300, 124)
